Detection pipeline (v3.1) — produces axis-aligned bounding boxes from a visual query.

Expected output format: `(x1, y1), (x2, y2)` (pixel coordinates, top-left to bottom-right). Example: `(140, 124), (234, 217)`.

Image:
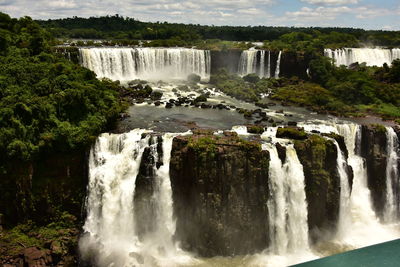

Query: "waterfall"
(298, 122), (400, 246)
(79, 129), (193, 267)
(79, 47), (211, 81)
(332, 139), (351, 239)
(266, 51), (271, 78)
(384, 127), (399, 222)
(238, 49), (280, 78)
(274, 51), (282, 79)
(238, 49), (258, 76)
(259, 50), (266, 77)
(266, 144), (310, 254)
(335, 124), (398, 246)
(324, 48), (400, 67)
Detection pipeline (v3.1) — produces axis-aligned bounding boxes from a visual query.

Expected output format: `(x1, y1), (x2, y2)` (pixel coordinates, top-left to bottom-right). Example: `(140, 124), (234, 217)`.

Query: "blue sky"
(1, 0), (399, 30)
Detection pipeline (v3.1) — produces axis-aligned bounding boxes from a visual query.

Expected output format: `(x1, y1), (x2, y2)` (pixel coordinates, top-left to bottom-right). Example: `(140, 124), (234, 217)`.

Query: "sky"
(1, 0), (399, 30)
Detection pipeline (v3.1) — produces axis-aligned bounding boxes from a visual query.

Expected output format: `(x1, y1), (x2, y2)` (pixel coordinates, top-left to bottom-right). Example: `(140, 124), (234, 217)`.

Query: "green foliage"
(0, 13), (124, 161)
(0, 213), (78, 257)
(210, 69), (274, 102)
(276, 127), (308, 140)
(243, 73), (260, 84)
(187, 73), (201, 83)
(36, 15), (400, 48)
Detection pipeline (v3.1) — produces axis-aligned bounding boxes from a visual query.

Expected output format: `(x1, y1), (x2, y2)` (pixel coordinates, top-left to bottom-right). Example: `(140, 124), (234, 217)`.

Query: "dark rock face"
(170, 132), (270, 256)
(0, 150), (88, 227)
(134, 136), (163, 238)
(210, 50), (242, 74)
(280, 51), (312, 79)
(294, 135), (343, 241)
(360, 125), (388, 218)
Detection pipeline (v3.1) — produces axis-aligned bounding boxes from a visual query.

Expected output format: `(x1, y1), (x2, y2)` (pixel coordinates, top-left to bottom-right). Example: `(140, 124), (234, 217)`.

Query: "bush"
(188, 73), (201, 83)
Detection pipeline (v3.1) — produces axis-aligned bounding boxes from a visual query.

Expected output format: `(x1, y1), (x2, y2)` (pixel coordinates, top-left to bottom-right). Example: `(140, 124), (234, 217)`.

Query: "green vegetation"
(210, 69), (276, 102)
(0, 12), (125, 162)
(272, 57), (400, 119)
(37, 15), (400, 49)
(0, 212), (78, 257)
(263, 31), (358, 53)
(277, 127), (309, 140)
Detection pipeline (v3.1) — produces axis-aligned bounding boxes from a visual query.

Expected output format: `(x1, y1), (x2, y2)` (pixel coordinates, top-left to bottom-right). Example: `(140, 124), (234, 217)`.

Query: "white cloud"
(0, 0), (397, 29)
(300, 0), (358, 5)
(286, 5), (396, 24)
(286, 6), (352, 21)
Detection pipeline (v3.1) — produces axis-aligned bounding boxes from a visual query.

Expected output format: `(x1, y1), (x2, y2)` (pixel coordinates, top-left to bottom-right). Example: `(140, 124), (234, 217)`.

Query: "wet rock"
(276, 127), (308, 140)
(360, 124), (388, 218)
(165, 103), (173, 109)
(287, 121), (297, 126)
(200, 103), (211, 109)
(23, 247), (52, 267)
(247, 125), (265, 134)
(294, 135), (342, 241)
(150, 91), (163, 101)
(154, 101), (161, 106)
(255, 102), (270, 109)
(170, 132), (270, 256)
(194, 95), (207, 103)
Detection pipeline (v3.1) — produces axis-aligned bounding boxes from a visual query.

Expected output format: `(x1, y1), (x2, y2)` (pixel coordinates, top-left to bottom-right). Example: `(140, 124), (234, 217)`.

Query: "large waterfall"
(332, 139), (351, 239)
(301, 123), (400, 247)
(79, 124), (400, 267)
(266, 145), (309, 254)
(324, 48), (400, 67)
(79, 47), (211, 81)
(238, 49), (281, 78)
(384, 127), (400, 222)
(79, 129), (193, 267)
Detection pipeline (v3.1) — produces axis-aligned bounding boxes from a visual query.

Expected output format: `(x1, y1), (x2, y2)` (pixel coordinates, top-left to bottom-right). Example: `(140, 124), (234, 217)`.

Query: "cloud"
(286, 6), (352, 21)
(0, 0), (397, 29)
(0, 0), (275, 25)
(300, 0), (358, 5)
(286, 4), (396, 24)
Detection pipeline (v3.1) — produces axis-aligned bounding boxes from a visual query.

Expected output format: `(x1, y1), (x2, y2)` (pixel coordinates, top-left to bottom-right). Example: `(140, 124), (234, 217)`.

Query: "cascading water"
(265, 144), (310, 254)
(238, 49), (258, 76)
(299, 122), (400, 247)
(255, 129), (316, 267)
(79, 47), (211, 81)
(238, 49), (280, 78)
(266, 51), (271, 78)
(331, 139), (351, 239)
(259, 50), (265, 77)
(324, 48), (400, 67)
(274, 51), (282, 79)
(79, 129), (194, 267)
(384, 127), (399, 223)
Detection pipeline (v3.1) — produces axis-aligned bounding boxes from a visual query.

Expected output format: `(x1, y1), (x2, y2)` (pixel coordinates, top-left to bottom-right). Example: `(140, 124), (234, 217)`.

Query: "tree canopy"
(0, 12), (124, 161)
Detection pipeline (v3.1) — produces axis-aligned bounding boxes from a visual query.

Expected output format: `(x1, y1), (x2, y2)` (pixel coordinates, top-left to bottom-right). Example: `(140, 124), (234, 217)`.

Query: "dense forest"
(37, 15), (400, 48)
(0, 12), (124, 162)
(210, 57), (400, 123)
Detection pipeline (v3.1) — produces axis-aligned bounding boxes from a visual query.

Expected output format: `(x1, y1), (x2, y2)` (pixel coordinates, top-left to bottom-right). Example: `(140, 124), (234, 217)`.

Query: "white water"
(238, 49), (281, 78)
(298, 122), (400, 247)
(384, 127), (399, 223)
(274, 51), (282, 79)
(266, 51), (271, 78)
(332, 139), (351, 239)
(259, 50), (265, 78)
(80, 47), (211, 81)
(265, 144), (310, 254)
(325, 48), (400, 67)
(79, 129), (194, 267)
(238, 49), (258, 76)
